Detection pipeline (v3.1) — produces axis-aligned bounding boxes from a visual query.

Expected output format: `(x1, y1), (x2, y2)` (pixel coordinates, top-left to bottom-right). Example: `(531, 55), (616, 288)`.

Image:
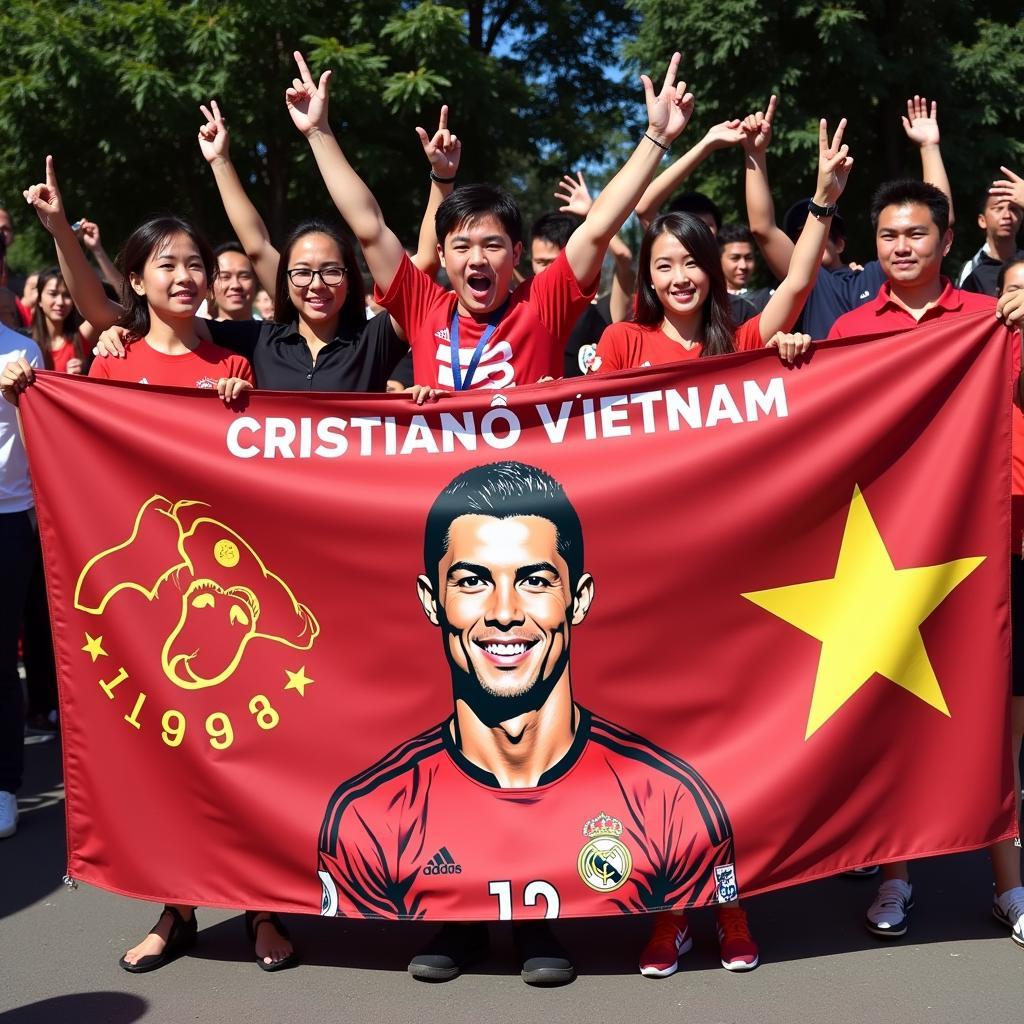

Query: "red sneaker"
(716, 905), (759, 971)
(638, 912), (693, 978)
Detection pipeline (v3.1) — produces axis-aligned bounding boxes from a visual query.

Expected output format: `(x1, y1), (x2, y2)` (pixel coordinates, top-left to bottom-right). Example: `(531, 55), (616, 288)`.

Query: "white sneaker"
(866, 879), (913, 937)
(993, 886), (1024, 948)
(0, 791), (18, 839)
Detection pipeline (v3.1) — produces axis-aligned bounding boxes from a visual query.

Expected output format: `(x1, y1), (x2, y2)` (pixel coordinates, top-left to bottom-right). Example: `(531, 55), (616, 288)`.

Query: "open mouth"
(466, 273), (493, 300)
(474, 636), (540, 666)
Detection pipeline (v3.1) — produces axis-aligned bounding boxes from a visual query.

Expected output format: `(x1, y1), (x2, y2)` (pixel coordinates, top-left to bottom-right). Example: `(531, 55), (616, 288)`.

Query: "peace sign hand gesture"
(814, 118), (853, 207)
(23, 155), (70, 237)
(641, 52), (694, 147)
(415, 105), (461, 179)
(286, 50), (332, 138)
(198, 100), (231, 164)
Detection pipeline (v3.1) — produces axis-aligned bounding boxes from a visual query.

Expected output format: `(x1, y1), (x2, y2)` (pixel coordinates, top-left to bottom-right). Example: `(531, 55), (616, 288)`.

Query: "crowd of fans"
(0, 49), (1022, 984)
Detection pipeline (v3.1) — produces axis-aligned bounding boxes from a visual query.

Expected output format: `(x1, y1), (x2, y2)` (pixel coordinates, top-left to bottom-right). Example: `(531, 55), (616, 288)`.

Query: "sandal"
(244, 910), (298, 972)
(118, 905), (197, 973)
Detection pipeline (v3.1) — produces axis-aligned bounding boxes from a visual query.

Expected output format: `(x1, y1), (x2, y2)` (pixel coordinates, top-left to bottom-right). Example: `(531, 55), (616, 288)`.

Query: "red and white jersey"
(374, 251), (596, 392)
(317, 706), (735, 920)
(89, 337), (253, 389)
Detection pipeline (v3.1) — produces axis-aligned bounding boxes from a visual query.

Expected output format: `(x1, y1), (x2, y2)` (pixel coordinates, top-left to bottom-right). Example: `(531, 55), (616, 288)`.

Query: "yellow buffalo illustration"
(75, 496), (319, 690)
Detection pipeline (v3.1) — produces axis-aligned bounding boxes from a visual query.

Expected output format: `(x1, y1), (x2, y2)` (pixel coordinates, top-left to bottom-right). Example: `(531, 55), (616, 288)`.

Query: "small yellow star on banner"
(284, 666), (314, 696)
(742, 485), (984, 740)
(81, 633), (107, 662)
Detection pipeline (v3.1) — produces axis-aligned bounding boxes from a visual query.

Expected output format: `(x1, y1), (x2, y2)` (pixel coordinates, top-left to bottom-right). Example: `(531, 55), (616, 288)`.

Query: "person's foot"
(514, 921), (575, 986)
(119, 905), (197, 972)
(245, 911), (297, 971)
(639, 911), (692, 978)
(993, 886), (1024, 947)
(408, 923), (488, 981)
(716, 905), (759, 971)
(843, 865), (880, 878)
(866, 879), (913, 938)
(0, 791), (17, 839)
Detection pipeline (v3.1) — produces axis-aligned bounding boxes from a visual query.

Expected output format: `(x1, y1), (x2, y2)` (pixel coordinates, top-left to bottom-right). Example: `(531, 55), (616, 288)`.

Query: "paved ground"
(1, 738), (1021, 1024)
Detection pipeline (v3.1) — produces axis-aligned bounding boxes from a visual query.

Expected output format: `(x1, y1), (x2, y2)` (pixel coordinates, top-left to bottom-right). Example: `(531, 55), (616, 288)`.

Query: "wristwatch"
(807, 199), (838, 218)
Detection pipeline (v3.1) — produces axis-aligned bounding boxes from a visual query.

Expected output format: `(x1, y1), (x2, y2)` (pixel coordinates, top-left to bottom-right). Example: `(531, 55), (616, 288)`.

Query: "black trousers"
(23, 534), (58, 718)
(0, 510), (33, 792)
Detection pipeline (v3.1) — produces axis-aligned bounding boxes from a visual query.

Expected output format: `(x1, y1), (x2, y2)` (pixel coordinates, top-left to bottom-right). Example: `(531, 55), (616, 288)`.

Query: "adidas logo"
(422, 846), (462, 875)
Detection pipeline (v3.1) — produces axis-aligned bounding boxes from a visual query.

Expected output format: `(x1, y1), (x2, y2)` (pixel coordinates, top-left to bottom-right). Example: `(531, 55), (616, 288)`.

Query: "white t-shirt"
(0, 325), (42, 514)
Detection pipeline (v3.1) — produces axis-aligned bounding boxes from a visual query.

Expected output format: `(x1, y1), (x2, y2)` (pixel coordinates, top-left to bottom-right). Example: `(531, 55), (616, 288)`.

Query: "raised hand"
(990, 166), (1024, 210)
(75, 219), (102, 250)
(641, 52), (695, 146)
(285, 50), (332, 138)
(901, 95), (940, 148)
(23, 155), (69, 236)
(415, 105), (461, 180)
(554, 172), (593, 217)
(702, 119), (745, 151)
(198, 100), (231, 163)
(740, 95), (777, 155)
(814, 117), (853, 206)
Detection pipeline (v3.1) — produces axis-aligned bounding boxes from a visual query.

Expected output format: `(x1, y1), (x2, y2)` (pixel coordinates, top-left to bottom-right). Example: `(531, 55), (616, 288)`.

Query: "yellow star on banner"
(742, 485), (984, 740)
(81, 633), (107, 662)
(284, 666), (314, 696)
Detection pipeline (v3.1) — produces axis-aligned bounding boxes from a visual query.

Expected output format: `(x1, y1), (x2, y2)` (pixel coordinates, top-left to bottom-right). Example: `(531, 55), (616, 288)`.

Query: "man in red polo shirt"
(828, 179), (995, 341)
(828, 178), (1018, 942)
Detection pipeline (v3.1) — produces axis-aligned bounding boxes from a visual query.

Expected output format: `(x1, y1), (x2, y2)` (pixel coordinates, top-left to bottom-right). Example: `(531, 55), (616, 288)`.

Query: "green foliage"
(627, 0), (1024, 262)
(0, 0), (638, 273)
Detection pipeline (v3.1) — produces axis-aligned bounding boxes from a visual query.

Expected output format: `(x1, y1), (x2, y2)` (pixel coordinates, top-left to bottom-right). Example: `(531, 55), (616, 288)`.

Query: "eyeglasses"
(287, 266), (347, 287)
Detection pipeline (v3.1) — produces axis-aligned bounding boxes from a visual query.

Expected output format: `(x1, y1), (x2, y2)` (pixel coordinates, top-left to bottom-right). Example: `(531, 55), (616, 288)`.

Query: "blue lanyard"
(449, 300), (509, 391)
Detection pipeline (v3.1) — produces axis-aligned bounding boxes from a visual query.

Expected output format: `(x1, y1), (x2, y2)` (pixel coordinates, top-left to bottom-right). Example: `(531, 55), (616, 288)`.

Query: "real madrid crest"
(578, 812), (632, 892)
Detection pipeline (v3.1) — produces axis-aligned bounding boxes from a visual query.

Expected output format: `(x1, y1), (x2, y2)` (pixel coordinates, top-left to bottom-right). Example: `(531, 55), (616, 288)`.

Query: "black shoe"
(245, 910), (299, 972)
(118, 906), (197, 973)
(514, 921), (575, 985)
(408, 923), (489, 981)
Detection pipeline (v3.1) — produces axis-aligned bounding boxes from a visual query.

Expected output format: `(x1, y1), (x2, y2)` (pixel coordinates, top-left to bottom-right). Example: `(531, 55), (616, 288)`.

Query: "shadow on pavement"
(184, 845), (1018, 976)
(0, 992), (148, 1024)
(0, 738), (66, 919)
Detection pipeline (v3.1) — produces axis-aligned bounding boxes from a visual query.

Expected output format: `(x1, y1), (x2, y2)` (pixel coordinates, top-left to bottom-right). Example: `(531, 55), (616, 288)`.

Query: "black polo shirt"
(207, 311), (407, 392)
(962, 249), (1024, 298)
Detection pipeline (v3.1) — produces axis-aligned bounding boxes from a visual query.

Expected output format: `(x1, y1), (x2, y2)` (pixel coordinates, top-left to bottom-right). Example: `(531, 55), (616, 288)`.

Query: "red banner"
(22, 311), (1019, 921)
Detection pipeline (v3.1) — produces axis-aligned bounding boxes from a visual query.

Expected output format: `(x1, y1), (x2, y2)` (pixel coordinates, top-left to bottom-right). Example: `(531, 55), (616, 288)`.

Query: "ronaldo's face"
(430, 514), (583, 703)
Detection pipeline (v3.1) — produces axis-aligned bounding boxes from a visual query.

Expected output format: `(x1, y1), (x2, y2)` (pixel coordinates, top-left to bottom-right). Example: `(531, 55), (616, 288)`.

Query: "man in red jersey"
(317, 461), (734, 985)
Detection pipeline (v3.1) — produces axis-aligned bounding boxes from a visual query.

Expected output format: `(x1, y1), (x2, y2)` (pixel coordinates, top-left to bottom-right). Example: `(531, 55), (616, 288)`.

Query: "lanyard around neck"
(449, 299), (509, 391)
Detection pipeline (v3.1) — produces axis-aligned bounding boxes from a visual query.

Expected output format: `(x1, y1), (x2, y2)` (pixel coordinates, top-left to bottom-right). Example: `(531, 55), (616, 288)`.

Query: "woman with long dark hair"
(593, 118), (853, 376)
(30, 267), (91, 374)
(594, 119), (854, 980)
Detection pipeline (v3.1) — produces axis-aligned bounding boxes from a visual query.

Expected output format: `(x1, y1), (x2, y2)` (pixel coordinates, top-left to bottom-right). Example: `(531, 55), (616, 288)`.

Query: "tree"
(626, 0), (1024, 262)
(0, 1), (637, 273)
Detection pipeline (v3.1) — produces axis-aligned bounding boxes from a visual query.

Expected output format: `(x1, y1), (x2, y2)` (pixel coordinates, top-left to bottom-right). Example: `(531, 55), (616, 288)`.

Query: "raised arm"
(741, 95), (794, 281)
(634, 119), (744, 229)
(287, 52), (405, 293)
(412, 105), (460, 277)
(901, 95), (954, 228)
(553, 172), (634, 321)
(76, 219), (124, 295)
(24, 157), (122, 331)
(759, 118), (853, 341)
(564, 53), (694, 289)
(198, 101), (281, 294)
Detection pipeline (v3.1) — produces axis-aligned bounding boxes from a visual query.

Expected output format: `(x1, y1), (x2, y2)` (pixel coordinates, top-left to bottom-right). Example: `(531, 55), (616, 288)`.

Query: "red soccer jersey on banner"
(592, 317), (764, 373)
(374, 251), (596, 391)
(317, 707), (735, 920)
(88, 337), (253, 388)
